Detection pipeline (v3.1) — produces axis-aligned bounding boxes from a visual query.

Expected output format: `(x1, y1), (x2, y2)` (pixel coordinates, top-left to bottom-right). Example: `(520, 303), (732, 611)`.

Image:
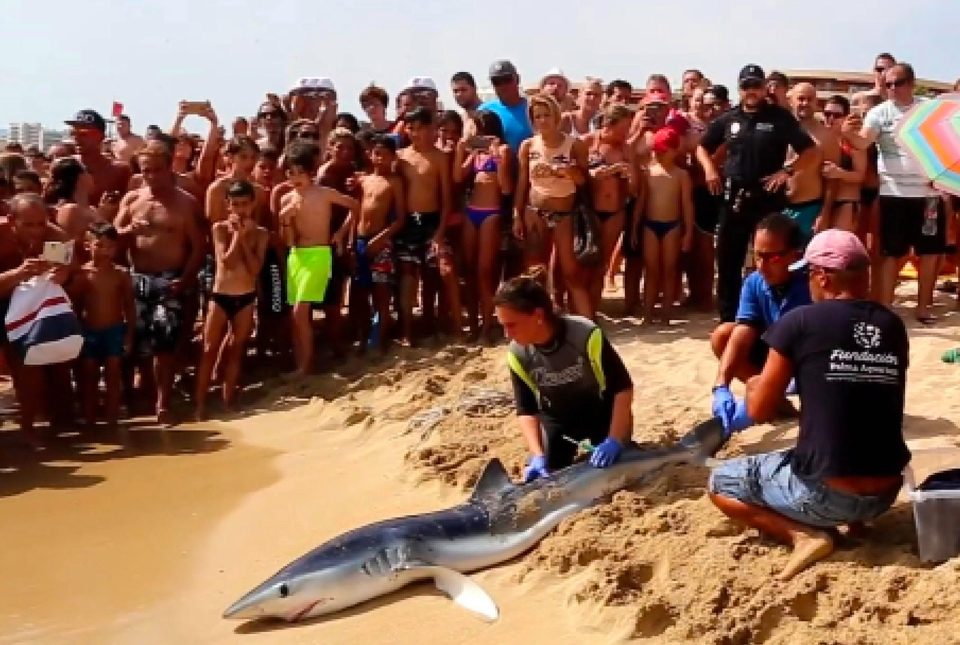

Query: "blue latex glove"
(589, 437), (623, 468)
(712, 385), (736, 426)
(723, 398), (754, 437)
(523, 455), (550, 483)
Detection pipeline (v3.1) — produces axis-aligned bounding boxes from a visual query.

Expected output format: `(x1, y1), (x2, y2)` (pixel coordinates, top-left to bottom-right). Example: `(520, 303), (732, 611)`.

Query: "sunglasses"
(297, 132), (320, 140)
(874, 66), (890, 73)
(823, 110), (846, 120)
(258, 111), (282, 119)
(885, 78), (909, 88)
(739, 79), (764, 90)
(754, 250), (788, 262)
(491, 76), (514, 87)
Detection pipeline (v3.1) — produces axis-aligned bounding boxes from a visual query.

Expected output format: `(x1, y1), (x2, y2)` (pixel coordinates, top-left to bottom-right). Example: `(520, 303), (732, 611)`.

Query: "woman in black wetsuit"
(494, 273), (634, 482)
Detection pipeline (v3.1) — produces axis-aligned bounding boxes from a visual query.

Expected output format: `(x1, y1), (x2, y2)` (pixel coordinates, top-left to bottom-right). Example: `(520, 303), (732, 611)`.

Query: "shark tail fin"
(469, 458), (515, 501)
(429, 566), (499, 621)
(679, 417), (728, 463)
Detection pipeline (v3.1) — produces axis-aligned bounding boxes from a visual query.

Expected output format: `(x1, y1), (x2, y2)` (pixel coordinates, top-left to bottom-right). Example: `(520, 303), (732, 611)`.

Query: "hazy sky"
(2, 0), (956, 134)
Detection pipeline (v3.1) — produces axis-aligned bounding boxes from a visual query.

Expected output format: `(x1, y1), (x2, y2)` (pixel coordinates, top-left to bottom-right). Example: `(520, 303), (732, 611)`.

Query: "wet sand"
(0, 420), (278, 645)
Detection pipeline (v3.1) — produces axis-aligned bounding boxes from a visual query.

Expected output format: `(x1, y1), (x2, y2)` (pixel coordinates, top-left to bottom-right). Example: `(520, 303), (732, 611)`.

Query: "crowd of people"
(0, 49), (956, 579)
(0, 54), (952, 437)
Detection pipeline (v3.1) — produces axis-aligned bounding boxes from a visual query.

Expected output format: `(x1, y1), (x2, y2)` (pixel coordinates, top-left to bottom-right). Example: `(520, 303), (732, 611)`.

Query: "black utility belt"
(724, 180), (784, 215)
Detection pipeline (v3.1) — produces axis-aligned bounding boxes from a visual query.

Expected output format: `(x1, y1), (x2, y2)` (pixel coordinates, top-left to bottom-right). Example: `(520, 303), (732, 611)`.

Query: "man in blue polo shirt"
(479, 60), (533, 154)
(710, 213), (811, 429)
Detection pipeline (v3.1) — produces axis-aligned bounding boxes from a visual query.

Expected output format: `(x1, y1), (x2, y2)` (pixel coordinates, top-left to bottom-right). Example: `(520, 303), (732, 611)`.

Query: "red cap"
(652, 127), (681, 154)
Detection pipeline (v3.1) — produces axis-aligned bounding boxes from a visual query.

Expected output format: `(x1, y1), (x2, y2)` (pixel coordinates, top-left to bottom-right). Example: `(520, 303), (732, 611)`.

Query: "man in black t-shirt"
(707, 230), (910, 580)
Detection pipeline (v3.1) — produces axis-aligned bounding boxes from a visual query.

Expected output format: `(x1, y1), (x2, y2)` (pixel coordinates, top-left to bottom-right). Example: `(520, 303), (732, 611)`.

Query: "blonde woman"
(513, 94), (591, 317)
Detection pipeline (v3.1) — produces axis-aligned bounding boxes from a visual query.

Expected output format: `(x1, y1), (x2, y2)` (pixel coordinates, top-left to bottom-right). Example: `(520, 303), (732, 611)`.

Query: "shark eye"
(279, 584), (289, 598)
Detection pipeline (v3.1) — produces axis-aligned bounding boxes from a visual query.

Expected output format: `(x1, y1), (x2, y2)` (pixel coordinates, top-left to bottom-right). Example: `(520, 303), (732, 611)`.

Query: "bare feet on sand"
(779, 528), (834, 580)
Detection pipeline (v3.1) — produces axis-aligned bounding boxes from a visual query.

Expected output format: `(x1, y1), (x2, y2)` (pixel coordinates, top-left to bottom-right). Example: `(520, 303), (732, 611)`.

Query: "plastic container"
(906, 466), (960, 563)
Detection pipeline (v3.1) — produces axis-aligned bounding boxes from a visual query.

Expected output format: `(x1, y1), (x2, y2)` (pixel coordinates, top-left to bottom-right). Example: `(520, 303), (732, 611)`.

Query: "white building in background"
(8, 122), (43, 148)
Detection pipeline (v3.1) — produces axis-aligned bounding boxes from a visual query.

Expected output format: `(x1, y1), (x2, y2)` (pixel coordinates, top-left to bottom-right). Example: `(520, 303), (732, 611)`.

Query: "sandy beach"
(3, 284), (960, 645)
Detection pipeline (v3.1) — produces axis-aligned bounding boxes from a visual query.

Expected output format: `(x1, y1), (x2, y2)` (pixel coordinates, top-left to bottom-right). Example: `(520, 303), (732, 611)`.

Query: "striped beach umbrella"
(895, 92), (960, 196)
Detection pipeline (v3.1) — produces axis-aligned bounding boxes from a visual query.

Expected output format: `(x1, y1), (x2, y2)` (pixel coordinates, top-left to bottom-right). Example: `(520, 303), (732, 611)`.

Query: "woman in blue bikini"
(455, 110), (513, 342)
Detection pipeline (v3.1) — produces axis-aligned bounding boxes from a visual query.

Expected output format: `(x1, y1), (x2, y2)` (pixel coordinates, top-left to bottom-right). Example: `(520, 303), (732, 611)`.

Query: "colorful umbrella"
(894, 92), (960, 196)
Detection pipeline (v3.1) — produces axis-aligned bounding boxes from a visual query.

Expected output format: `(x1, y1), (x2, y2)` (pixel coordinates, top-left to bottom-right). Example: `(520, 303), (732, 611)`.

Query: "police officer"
(696, 64), (817, 323)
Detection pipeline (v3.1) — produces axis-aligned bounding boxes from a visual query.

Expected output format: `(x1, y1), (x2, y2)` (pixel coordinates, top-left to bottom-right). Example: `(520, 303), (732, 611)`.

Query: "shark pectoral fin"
(400, 561), (498, 621)
(429, 566), (499, 622)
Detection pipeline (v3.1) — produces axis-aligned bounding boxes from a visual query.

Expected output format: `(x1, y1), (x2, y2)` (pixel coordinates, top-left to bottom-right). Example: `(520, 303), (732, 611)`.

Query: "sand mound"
(399, 308), (960, 643)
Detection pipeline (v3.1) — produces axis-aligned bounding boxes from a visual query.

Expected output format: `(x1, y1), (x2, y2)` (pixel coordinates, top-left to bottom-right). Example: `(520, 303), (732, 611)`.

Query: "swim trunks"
(132, 271), (183, 358)
(395, 211), (441, 265)
(354, 237), (395, 288)
(287, 245), (333, 305)
(782, 199), (822, 241)
(82, 323), (127, 361)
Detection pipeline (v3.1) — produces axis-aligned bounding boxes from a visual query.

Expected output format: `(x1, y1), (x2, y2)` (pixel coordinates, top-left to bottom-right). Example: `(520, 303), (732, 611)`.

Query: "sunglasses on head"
(886, 78), (909, 88)
(755, 249), (788, 262)
(739, 79), (764, 90)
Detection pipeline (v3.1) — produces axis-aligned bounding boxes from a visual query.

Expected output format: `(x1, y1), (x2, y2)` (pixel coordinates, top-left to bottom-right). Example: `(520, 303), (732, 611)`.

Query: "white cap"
(405, 76), (438, 93)
(290, 77), (336, 95)
(541, 67), (568, 84)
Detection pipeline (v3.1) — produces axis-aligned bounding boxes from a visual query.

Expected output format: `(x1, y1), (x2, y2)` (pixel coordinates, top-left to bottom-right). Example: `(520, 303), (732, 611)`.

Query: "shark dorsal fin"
(470, 459), (514, 500)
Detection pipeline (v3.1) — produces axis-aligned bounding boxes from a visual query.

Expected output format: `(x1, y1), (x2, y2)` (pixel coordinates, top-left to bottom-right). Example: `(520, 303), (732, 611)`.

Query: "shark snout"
(222, 594), (266, 620)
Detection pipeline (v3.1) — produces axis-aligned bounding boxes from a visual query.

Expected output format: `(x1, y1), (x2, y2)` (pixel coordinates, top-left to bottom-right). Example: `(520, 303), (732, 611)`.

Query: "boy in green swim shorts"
(278, 141), (358, 376)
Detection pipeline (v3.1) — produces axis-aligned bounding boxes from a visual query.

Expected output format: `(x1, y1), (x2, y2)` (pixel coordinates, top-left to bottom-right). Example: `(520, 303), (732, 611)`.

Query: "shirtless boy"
(115, 142), (205, 425)
(205, 136), (266, 225)
(74, 223), (136, 428)
(352, 136), (406, 353)
(641, 128), (693, 324)
(317, 128), (362, 357)
(195, 180), (268, 420)
(279, 141), (358, 376)
(396, 107), (461, 344)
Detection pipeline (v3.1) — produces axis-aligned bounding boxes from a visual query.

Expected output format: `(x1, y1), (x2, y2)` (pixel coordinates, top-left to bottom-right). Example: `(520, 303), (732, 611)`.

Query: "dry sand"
(3, 286), (960, 644)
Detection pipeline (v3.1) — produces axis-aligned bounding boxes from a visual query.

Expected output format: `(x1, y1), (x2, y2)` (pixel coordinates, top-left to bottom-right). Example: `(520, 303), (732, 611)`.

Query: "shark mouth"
(289, 600), (320, 622)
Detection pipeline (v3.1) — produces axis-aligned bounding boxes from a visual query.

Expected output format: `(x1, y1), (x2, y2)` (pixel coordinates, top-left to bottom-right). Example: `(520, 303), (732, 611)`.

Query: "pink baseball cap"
(789, 229), (870, 272)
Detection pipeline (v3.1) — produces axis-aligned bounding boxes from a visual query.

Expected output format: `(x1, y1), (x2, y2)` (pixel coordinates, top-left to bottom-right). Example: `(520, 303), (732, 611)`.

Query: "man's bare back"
(279, 185), (357, 248)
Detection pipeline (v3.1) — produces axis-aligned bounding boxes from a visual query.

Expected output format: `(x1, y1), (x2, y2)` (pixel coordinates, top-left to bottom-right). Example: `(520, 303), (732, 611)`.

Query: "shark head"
(223, 557), (375, 622)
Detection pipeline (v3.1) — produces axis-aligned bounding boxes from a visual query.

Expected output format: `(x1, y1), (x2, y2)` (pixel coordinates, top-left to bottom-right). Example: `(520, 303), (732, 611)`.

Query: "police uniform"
(700, 64), (814, 323)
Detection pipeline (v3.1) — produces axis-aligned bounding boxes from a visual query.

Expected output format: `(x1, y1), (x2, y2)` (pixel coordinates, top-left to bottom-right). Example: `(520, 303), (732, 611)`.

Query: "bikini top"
(528, 134), (577, 199)
(473, 153), (498, 174)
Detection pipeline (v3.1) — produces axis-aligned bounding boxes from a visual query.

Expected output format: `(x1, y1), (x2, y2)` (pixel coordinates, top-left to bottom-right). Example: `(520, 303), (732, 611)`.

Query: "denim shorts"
(708, 450), (900, 528)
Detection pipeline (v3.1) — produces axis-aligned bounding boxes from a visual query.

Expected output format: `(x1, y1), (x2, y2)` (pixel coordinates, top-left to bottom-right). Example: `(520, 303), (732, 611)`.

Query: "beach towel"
(5, 277), (83, 365)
